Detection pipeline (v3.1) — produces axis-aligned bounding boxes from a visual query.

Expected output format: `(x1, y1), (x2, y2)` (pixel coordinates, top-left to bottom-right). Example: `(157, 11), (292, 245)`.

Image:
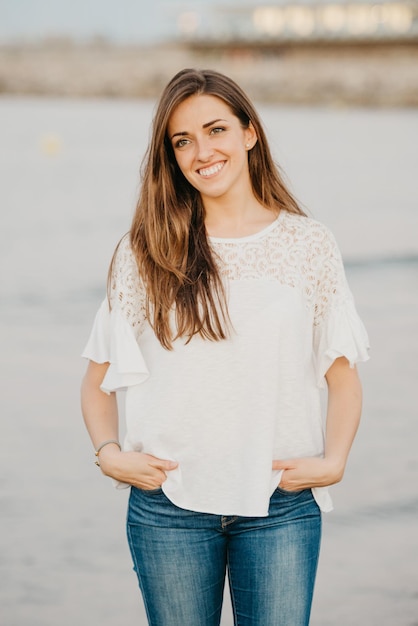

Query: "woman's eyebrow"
(171, 119), (227, 140)
(202, 118), (227, 129)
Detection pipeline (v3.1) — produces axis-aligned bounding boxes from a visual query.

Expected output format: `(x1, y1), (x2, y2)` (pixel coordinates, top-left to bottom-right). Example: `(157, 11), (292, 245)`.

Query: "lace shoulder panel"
(306, 220), (353, 326)
(108, 233), (147, 337)
(210, 212), (352, 322)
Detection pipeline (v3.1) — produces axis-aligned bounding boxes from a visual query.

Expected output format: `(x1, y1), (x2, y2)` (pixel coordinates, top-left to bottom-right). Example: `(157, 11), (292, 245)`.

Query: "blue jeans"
(126, 486), (321, 626)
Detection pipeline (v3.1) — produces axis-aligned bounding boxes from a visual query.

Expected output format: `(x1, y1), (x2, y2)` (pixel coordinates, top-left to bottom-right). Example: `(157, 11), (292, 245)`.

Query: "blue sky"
(0, 0), (173, 42)
(0, 0), (259, 43)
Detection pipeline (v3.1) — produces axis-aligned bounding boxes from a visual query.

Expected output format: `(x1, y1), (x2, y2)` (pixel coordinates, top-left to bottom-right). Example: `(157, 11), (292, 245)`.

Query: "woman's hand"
(273, 358), (363, 492)
(81, 360), (178, 490)
(98, 447), (178, 490)
(272, 457), (344, 492)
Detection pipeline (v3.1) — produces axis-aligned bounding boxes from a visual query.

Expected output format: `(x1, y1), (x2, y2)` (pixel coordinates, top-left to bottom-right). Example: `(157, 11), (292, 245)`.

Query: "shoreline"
(1, 39), (417, 106)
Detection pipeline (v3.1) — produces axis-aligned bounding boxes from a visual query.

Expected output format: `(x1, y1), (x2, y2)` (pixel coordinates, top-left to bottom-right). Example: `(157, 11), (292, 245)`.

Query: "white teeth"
(198, 162), (224, 177)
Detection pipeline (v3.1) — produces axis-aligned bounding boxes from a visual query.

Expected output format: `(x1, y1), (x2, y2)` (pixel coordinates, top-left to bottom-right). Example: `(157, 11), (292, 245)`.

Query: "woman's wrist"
(96, 444), (123, 476)
(322, 455), (346, 483)
(94, 439), (121, 466)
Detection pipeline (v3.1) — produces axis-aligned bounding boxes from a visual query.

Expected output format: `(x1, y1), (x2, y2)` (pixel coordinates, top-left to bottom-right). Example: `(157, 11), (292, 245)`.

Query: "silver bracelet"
(94, 439), (121, 466)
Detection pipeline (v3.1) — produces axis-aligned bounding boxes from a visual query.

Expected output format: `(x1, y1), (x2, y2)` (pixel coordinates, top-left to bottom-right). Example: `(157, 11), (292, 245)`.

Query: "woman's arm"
(81, 360), (178, 489)
(322, 355), (362, 480)
(81, 360), (120, 450)
(272, 356), (362, 490)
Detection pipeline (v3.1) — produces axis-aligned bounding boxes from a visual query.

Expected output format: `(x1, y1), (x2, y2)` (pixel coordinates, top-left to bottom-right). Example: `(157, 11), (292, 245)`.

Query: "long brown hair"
(113, 68), (305, 349)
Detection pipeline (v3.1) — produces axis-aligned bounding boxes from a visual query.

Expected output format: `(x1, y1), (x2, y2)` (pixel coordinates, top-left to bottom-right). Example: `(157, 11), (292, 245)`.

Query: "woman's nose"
(196, 137), (214, 162)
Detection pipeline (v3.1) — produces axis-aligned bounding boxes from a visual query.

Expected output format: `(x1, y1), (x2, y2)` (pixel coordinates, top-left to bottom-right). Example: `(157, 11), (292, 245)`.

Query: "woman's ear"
(245, 122), (258, 150)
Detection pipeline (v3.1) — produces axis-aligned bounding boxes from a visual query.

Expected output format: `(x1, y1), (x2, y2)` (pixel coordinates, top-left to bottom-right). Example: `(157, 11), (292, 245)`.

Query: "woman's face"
(167, 94), (256, 205)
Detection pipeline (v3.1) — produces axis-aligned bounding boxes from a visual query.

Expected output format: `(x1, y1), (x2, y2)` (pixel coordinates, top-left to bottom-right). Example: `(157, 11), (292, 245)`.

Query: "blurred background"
(1, 1), (418, 625)
(1, 0), (418, 104)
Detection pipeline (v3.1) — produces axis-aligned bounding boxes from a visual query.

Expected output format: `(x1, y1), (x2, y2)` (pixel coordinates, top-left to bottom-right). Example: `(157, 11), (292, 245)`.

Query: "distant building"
(176, 1), (418, 45)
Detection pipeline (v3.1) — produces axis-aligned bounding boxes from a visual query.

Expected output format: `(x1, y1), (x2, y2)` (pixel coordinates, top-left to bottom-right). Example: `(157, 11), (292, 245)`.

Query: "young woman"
(81, 68), (369, 626)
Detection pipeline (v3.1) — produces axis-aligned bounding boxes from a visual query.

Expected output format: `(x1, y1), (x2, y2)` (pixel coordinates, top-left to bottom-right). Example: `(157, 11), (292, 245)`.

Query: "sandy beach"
(1, 39), (418, 106)
(1, 96), (417, 625)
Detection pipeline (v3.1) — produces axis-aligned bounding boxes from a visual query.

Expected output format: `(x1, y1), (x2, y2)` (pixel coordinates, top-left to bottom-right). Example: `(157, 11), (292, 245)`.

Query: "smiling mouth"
(197, 162), (225, 178)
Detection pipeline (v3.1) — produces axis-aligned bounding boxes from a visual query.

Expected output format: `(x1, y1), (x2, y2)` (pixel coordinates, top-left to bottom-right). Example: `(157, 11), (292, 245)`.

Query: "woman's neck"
(204, 197), (278, 239)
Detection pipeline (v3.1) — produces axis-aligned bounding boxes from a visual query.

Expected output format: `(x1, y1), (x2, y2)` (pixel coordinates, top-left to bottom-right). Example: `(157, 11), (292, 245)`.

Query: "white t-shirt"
(82, 211), (369, 516)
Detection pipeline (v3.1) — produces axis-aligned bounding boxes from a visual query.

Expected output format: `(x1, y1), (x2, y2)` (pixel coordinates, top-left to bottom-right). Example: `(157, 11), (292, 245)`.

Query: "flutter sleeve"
(312, 227), (370, 388)
(82, 234), (149, 393)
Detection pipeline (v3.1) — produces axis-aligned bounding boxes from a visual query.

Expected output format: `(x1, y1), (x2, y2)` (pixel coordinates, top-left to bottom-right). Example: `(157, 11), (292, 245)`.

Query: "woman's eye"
(210, 127), (225, 135)
(175, 138), (190, 148)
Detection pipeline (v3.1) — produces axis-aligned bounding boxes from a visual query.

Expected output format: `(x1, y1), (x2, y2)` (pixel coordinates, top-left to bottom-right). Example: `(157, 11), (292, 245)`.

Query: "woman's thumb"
(149, 458), (178, 471)
(272, 460), (285, 471)
(164, 460), (178, 470)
